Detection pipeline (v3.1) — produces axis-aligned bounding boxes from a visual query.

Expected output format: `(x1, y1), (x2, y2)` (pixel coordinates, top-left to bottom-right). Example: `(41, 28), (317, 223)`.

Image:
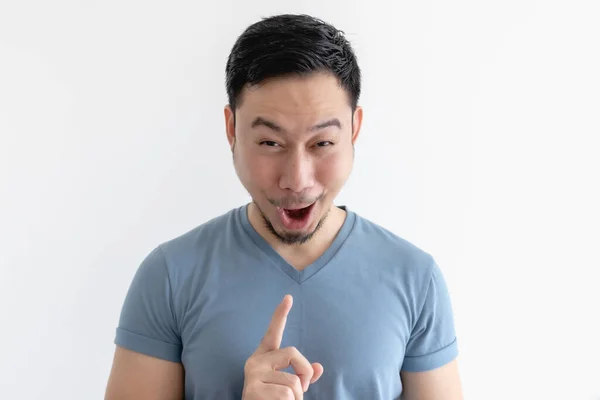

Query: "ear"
(351, 105), (363, 145)
(224, 105), (236, 152)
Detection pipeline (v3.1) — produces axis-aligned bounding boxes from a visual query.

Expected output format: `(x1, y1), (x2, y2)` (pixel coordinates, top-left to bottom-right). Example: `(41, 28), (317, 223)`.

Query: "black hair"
(225, 14), (361, 114)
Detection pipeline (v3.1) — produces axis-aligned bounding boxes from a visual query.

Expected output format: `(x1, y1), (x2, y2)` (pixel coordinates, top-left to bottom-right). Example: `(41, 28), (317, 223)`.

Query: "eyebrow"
(250, 117), (341, 133)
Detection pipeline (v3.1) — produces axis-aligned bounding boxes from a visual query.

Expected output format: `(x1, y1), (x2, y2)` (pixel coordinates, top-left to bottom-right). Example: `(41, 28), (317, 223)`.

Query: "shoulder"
(347, 211), (437, 283)
(351, 211), (435, 269)
(149, 206), (243, 280)
(160, 207), (240, 253)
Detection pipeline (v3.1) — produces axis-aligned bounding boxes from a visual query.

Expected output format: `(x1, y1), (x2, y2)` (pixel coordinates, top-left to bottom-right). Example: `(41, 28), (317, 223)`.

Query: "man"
(105, 14), (463, 400)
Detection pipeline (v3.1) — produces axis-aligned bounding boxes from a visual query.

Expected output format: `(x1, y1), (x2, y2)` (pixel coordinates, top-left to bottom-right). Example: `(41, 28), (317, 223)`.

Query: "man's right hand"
(242, 294), (324, 400)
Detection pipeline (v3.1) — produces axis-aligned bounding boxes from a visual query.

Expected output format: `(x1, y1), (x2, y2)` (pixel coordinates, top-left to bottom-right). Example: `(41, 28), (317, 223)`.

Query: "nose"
(278, 149), (315, 193)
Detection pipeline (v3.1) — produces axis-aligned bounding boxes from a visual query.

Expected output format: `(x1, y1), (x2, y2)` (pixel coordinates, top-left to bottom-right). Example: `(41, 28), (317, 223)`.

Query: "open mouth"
(283, 204), (314, 220)
(277, 202), (316, 229)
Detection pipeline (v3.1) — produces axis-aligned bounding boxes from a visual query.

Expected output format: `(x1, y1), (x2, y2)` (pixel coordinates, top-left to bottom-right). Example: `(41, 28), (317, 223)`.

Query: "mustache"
(267, 192), (324, 209)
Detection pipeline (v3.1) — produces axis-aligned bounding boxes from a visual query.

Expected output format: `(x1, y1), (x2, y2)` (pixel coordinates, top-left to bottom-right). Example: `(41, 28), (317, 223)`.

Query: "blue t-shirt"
(115, 205), (458, 399)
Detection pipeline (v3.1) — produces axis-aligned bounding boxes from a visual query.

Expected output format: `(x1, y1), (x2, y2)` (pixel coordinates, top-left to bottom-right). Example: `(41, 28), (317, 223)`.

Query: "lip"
(281, 204), (314, 210)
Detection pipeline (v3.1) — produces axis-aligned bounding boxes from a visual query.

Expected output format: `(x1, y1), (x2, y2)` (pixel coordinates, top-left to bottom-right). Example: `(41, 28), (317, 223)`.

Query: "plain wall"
(1, 0), (599, 398)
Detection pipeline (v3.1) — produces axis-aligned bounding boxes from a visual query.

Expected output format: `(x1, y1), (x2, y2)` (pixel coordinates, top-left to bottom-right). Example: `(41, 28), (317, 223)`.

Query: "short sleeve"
(401, 259), (458, 372)
(114, 246), (182, 363)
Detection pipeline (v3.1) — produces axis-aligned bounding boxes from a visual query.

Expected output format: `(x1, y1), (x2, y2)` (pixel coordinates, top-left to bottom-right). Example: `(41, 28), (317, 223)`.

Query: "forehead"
(236, 72), (351, 123)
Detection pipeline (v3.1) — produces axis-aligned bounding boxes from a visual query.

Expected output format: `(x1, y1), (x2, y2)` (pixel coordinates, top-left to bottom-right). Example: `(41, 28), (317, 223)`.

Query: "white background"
(1, 0), (599, 399)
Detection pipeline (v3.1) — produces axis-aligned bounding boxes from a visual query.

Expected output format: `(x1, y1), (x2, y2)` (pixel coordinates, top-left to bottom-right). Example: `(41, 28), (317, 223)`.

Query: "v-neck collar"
(239, 203), (356, 284)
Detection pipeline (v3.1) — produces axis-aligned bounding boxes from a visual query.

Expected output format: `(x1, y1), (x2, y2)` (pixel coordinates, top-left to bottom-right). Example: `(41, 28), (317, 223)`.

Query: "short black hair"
(225, 14), (361, 113)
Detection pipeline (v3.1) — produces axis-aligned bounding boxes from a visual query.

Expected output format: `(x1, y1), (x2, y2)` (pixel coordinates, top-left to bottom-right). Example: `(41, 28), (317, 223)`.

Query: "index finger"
(256, 294), (293, 354)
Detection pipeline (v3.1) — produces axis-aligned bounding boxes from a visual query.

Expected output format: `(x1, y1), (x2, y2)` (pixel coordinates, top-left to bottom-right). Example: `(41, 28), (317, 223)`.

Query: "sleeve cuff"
(115, 328), (182, 363)
(401, 338), (458, 372)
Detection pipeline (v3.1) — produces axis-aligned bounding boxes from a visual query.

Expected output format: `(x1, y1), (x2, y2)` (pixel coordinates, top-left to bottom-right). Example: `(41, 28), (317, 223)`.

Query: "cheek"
(240, 154), (278, 189)
(316, 152), (352, 186)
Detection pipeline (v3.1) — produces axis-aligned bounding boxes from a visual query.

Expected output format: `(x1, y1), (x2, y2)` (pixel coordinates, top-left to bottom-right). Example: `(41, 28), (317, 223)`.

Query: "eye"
(316, 141), (334, 147)
(260, 140), (280, 147)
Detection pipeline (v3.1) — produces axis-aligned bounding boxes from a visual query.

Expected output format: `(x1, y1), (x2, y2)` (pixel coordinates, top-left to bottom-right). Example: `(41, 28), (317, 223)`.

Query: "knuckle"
(242, 382), (260, 399)
(285, 346), (299, 356)
(244, 357), (259, 373)
(288, 373), (301, 387)
(243, 362), (252, 375)
(276, 385), (294, 400)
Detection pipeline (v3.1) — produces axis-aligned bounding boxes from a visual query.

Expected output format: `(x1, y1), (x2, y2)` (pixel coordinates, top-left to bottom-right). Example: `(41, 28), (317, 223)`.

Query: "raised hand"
(242, 295), (324, 399)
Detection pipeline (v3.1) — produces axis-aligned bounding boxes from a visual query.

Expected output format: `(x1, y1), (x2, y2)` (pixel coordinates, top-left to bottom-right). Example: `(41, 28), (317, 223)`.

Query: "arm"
(105, 346), (184, 400)
(401, 258), (461, 399)
(400, 359), (463, 400)
(106, 246), (184, 399)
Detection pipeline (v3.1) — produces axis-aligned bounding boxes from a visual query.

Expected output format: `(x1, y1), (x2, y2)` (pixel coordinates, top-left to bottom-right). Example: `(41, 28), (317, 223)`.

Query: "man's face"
(224, 72), (362, 244)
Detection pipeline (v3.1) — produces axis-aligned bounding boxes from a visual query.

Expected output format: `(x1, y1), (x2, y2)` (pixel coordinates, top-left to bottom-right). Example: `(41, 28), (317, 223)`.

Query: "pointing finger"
(257, 294), (293, 354)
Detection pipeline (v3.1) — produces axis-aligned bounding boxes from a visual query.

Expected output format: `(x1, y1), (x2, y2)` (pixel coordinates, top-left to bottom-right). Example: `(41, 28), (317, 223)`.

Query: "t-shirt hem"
(401, 338), (458, 372)
(115, 327), (182, 363)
